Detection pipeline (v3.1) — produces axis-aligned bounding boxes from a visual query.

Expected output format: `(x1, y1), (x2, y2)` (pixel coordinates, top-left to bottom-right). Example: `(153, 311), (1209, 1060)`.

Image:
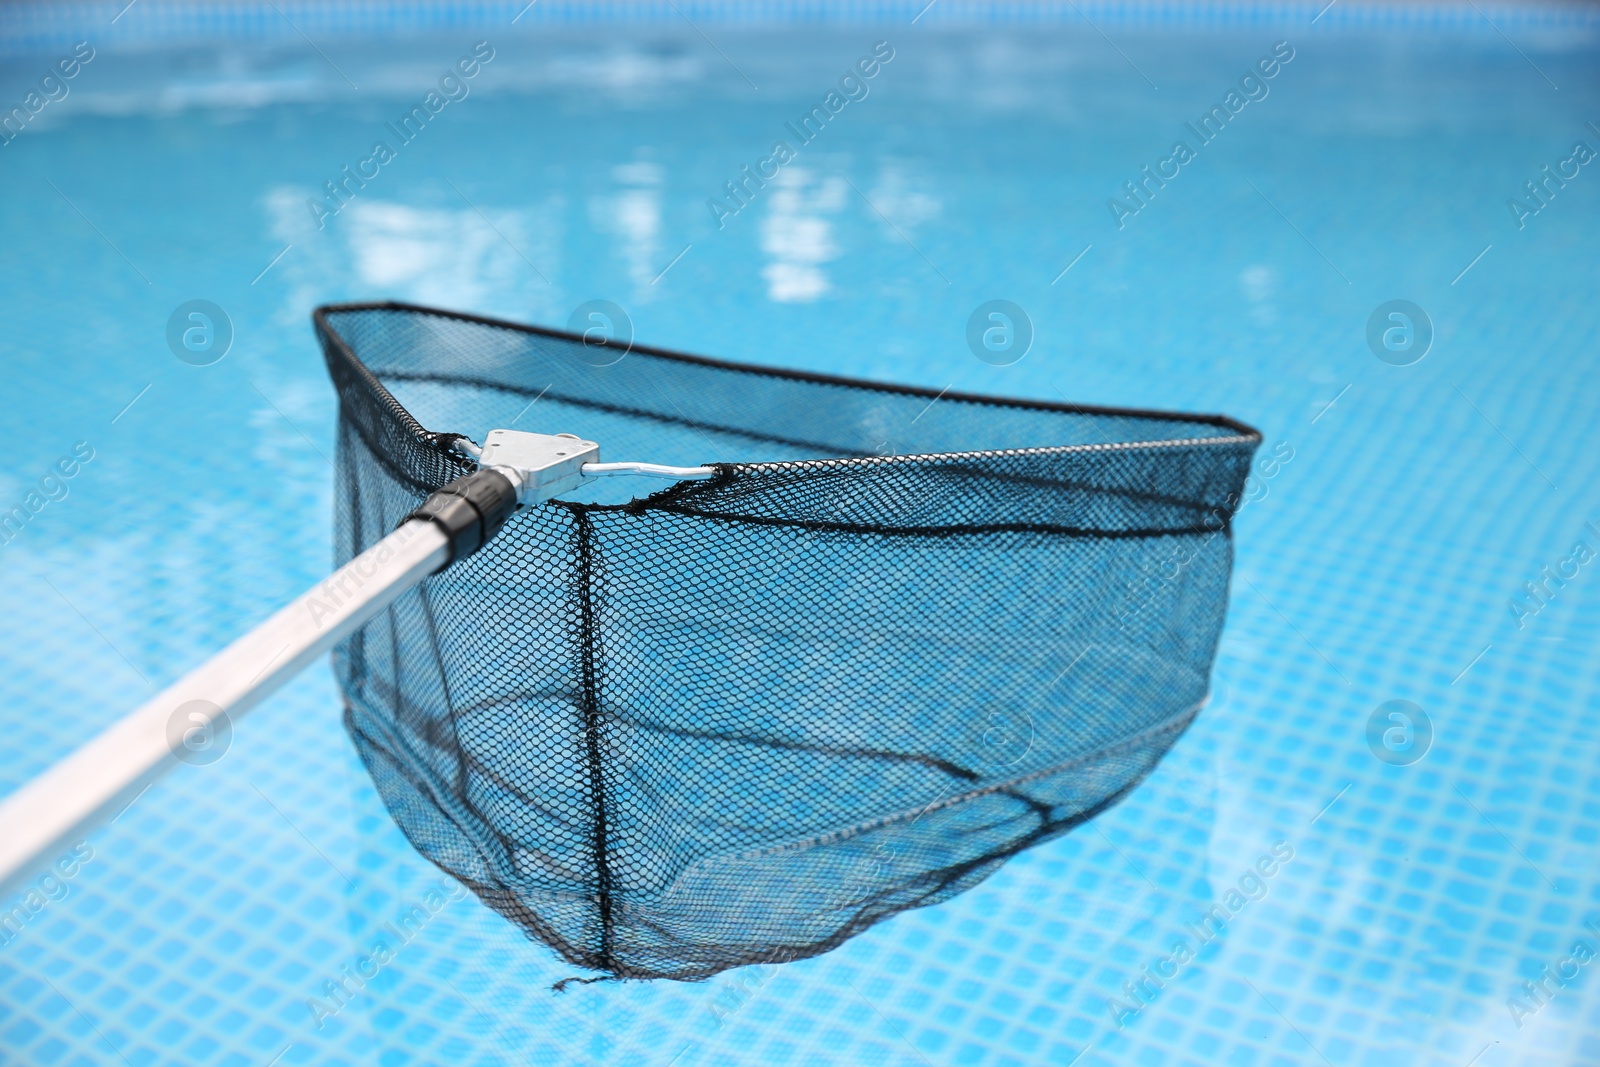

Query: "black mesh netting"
(314, 301), (1261, 983)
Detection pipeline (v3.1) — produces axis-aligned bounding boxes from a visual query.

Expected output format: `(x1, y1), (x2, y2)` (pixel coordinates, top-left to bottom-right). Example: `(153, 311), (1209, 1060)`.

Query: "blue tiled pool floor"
(1, 5), (1598, 1065)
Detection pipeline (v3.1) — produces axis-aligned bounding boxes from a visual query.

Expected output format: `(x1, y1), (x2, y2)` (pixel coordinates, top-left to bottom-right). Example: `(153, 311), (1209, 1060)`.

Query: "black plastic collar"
(405, 469), (518, 570)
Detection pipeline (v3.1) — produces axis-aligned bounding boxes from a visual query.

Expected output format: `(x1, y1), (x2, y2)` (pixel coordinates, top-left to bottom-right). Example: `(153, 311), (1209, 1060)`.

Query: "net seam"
(727, 434), (1263, 470)
(572, 508), (616, 969)
(473, 700), (1204, 910)
(610, 508), (1235, 540)
(693, 699), (1205, 867)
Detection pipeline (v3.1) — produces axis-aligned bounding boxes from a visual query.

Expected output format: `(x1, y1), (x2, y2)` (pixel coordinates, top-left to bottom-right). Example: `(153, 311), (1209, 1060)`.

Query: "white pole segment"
(0, 518), (450, 892)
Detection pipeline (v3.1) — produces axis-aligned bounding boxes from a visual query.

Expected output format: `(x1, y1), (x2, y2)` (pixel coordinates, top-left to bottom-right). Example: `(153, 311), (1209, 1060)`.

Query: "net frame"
(314, 301), (1262, 983)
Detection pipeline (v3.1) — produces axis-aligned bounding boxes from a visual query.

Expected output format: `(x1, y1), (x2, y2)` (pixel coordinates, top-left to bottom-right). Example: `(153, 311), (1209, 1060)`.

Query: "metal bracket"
(460, 429), (717, 505)
(478, 430), (599, 505)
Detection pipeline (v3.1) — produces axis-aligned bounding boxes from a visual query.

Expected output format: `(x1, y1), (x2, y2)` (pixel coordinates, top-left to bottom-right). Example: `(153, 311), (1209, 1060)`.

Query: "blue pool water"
(2, 3), (1599, 1065)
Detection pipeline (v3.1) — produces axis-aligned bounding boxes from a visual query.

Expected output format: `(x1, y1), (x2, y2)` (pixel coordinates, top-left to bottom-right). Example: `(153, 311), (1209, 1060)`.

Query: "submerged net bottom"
(320, 303), (1257, 982)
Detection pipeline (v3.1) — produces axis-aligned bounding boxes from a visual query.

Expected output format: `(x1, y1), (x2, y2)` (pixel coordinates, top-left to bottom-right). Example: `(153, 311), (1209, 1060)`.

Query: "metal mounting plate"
(479, 429), (599, 505)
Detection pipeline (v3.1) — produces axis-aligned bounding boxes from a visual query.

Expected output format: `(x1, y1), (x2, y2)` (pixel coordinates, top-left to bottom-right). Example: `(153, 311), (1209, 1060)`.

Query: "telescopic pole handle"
(0, 468), (519, 894)
(0, 519), (448, 893)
